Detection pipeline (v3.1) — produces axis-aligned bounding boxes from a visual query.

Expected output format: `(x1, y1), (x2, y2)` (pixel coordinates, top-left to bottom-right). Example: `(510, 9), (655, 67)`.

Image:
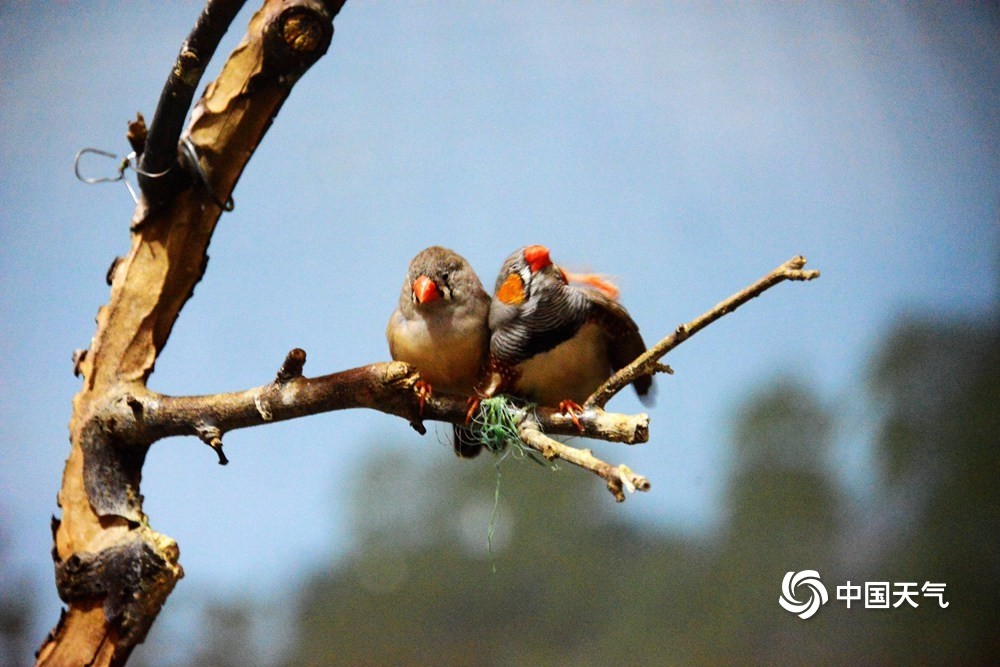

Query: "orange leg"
(414, 380), (432, 416)
(558, 400), (585, 433)
(464, 395), (481, 424)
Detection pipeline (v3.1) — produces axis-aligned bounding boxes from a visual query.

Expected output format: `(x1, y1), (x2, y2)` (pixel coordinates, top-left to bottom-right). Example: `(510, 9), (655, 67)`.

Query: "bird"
(485, 244), (654, 426)
(387, 246), (490, 457)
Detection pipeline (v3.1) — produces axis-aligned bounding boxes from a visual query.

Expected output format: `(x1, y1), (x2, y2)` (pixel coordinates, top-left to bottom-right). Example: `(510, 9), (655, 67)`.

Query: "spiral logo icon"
(779, 570), (828, 619)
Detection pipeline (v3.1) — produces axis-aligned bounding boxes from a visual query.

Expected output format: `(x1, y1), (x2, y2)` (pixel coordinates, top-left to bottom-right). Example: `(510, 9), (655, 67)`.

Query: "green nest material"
(471, 396), (550, 467)
(472, 396), (524, 454)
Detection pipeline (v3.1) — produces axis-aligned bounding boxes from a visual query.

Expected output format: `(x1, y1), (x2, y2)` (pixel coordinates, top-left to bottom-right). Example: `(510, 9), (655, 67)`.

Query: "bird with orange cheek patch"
(484, 245), (654, 429)
(387, 246), (490, 457)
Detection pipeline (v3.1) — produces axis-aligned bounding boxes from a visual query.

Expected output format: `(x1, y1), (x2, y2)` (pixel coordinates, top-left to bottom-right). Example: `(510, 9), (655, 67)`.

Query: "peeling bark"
(39, 2), (344, 664)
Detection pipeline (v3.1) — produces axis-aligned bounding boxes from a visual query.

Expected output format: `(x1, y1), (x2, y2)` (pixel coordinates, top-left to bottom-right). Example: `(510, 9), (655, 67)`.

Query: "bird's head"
(402, 246), (483, 309)
(493, 244), (570, 307)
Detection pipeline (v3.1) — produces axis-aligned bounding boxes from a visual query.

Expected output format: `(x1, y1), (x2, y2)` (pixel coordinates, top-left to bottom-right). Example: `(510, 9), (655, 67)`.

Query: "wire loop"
(74, 147), (142, 204)
(73, 142), (233, 211)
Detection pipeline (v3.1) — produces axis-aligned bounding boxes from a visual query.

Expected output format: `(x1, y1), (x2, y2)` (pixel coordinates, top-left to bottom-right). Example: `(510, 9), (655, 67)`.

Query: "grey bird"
(387, 246), (490, 457)
(486, 244), (653, 426)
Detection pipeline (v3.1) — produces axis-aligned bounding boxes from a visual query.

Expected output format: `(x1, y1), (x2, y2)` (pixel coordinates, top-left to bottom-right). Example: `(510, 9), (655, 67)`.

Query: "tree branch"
(518, 422), (651, 502)
(585, 255), (821, 409)
(78, 255), (822, 526)
(112, 357), (651, 464)
(138, 0), (248, 206)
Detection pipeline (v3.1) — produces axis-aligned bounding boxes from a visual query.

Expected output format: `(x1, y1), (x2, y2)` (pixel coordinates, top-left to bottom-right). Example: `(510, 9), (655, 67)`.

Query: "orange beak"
(412, 275), (440, 304)
(524, 245), (552, 273)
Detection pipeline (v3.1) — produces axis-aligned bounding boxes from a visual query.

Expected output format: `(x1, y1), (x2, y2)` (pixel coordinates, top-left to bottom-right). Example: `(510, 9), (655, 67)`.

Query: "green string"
(473, 396), (558, 573)
(488, 460), (502, 574)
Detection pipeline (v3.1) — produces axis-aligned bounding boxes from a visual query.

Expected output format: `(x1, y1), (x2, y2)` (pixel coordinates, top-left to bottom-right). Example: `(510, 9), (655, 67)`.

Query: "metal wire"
(181, 137), (234, 211)
(74, 147), (140, 204)
(73, 142), (232, 211)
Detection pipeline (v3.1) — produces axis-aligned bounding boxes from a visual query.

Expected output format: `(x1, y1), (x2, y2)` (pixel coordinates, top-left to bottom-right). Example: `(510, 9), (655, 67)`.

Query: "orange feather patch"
(565, 271), (620, 300)
(496, 273), (526, 304)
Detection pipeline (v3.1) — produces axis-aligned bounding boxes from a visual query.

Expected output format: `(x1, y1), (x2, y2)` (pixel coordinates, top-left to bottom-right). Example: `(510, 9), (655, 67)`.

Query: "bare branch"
(138, 0), (248, 205)
(518, 422), (651, 502)
(585, 255), (821, 409)
(89, 253), (822, 506)
(128, 359), (650, 455)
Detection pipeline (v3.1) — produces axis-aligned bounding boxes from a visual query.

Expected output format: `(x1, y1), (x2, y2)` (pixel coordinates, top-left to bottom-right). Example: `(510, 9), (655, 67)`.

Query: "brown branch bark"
(585, 255), (821, 409)
(518, 422), (651, 502)
(94, 357), (650, 466)
(39, 2), (343, 665)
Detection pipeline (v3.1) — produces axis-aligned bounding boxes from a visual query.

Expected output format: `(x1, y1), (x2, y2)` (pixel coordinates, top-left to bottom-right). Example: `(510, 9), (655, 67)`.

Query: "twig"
(517, 421), (650, 502)
(585, 255), (821, 408)
(275, 347), (307, 382)
(195, 423), (229, 464)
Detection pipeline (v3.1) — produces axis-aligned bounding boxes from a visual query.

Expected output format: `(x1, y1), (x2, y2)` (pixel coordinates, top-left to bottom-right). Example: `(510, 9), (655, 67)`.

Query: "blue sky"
(1, 1), (997, 641)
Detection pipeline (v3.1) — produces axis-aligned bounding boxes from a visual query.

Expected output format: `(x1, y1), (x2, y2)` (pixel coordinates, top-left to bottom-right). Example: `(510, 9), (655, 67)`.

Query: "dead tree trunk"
(38, 2), (344, 664)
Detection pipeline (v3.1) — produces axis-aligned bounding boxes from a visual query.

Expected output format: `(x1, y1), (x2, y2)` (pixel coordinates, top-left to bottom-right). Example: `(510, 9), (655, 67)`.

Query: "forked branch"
(585, 255), (821, 409)
(41, 2), (344, 664)
(518, 422), (650, 502)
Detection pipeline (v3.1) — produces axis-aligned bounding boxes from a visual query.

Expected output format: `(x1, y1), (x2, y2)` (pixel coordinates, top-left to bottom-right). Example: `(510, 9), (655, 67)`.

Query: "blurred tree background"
(108, 308), (989, 664)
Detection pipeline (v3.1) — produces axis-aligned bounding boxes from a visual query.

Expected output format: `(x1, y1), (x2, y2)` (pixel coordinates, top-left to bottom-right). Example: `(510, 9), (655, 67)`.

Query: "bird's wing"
(585, 289), (654, 403)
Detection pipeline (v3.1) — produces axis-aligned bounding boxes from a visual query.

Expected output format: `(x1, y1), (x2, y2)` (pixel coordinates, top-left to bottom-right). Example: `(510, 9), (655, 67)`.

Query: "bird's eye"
(440, 272), (450, 284)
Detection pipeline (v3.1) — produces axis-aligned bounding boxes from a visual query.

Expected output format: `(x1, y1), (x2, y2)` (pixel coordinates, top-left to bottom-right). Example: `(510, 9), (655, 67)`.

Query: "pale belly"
(388, 312), (487, 394)
(514, 322), (610, 406)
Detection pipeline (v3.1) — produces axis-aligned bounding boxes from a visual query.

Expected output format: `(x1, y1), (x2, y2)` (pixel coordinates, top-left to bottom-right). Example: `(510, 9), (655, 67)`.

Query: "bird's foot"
(558, 400), (585, 433)
(414, 380), (433, 416)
